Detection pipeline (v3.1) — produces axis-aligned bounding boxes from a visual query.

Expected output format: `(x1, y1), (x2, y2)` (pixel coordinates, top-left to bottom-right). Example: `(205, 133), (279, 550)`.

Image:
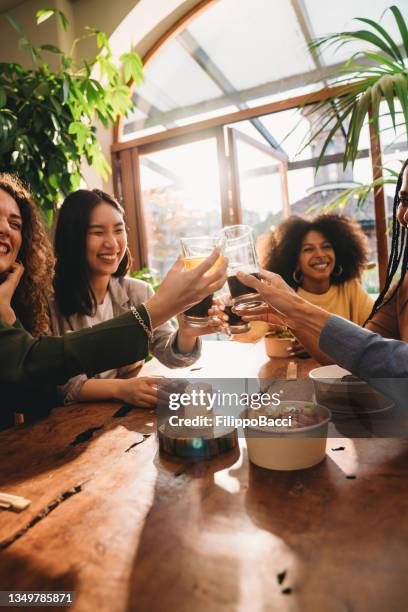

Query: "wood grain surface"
(1, 341), (408, 612)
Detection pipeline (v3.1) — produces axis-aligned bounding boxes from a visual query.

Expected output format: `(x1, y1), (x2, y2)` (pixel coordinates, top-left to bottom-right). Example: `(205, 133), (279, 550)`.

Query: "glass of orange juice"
(180, 235), (225, 328)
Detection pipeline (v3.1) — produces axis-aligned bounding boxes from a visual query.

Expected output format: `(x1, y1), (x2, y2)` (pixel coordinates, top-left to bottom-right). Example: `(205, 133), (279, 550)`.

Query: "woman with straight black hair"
(363, 158), (408, 340)
(0, 174), (227, 429)
(50, 189), (223, 407)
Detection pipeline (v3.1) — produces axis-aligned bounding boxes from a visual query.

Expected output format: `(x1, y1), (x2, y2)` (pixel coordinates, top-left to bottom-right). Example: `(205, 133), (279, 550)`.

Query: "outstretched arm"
(237, 270), (408, 404)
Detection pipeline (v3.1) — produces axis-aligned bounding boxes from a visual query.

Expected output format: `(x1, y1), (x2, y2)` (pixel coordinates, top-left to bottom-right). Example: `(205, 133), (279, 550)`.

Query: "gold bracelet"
(130, 306), (153, 343)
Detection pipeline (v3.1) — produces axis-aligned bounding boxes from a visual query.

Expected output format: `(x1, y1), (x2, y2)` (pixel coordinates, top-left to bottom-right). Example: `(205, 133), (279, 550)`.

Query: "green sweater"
(0, 309), (150, 429)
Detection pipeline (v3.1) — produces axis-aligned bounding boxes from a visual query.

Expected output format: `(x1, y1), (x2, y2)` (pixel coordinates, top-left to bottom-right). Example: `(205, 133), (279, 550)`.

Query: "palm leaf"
(370, 82), (383, 137)
(357, 50), (402, 72)
(334, 29), (399, 61)
(303, 4), (408, 170)
(389, 5), (408, 58)
(393, 74), (408, 141)
(307, 175), (397, 215)
(379, 75), (397, 129)
(313, 103), (356, 169)
(348, 88), (371, 161)
(355, 17), (404, 64)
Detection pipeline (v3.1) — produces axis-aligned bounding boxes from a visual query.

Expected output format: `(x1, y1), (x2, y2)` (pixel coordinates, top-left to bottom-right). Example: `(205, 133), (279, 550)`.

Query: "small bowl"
(243, 401), (331, 471)
(264, 334), (292, 358)
(309, 365), (392, 414)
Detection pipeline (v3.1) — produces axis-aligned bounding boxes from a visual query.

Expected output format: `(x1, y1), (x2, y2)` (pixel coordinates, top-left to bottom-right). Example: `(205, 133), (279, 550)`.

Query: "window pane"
(139, 138), (222, 278)
(231, 135), (286, 237)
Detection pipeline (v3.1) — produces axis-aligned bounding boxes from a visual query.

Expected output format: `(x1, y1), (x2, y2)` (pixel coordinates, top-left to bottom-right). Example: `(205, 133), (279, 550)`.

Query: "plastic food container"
(308, 365), (393, 414)
(264, 333), (292, 358)
(243, 401), (331, 471)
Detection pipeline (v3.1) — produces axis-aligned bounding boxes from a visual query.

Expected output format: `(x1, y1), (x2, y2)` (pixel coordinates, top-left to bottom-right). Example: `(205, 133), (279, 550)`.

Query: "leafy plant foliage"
(0, 8), (143, 218)
(304, 5), (407, 170)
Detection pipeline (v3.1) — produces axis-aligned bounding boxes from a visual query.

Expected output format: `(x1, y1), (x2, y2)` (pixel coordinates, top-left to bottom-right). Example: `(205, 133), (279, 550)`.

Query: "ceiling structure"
(124, 0), (408, 154)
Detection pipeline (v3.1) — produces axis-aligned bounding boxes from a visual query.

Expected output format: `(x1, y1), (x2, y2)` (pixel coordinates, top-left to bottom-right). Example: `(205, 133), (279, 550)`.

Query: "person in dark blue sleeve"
(237, 160), (408, 407)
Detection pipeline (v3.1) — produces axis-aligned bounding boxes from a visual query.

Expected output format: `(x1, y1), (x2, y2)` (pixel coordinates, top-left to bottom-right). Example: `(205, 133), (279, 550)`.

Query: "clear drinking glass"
(180, 235), (225, 328)
(222, 225), (262, 312)
(223, 303), (251, 334)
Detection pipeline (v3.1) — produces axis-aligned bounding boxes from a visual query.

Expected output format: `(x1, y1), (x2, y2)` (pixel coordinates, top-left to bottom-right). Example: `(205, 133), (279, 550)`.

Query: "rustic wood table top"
(1, 341), (408, 612)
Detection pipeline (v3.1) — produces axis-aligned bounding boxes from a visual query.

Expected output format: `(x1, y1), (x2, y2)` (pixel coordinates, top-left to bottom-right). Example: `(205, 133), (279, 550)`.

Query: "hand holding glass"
(180, 236), (225, 328)
(222, 225), (263, 313)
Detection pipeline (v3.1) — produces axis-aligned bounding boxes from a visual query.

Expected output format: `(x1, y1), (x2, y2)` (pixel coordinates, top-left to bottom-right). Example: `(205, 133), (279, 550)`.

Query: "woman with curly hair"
(236, 213), (373, 362)
(0, 173), (55, 337)
(233, 161), (408, 408)
(0, 174), (227, 429)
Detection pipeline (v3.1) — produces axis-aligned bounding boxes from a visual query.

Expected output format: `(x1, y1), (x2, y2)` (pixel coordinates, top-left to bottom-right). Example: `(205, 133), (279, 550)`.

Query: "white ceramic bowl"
(309, 365), (392, 414)
(264, 334), (292, 358)
(243, 401), (330, 471)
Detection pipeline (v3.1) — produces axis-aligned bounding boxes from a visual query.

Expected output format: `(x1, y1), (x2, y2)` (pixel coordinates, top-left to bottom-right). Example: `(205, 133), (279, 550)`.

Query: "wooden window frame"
(112, 9), (390, 284)
(227, 127), (290, 224)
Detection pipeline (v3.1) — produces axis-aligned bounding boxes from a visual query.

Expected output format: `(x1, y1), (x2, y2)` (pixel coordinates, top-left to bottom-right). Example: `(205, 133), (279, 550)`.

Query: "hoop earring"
(332, 264), (343, 277)
(292, 268), (303, 284)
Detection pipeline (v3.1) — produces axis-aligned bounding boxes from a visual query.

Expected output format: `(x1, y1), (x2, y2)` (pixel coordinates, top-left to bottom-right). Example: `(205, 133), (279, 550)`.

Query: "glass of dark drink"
(223, 304), (250, 334)
(180, 235), (224, 328)
(222, 225), (263, 313)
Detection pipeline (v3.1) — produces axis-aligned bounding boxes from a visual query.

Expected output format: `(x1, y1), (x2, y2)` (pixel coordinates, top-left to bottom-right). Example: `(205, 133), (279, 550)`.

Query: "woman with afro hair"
(236, 213), (373, 362)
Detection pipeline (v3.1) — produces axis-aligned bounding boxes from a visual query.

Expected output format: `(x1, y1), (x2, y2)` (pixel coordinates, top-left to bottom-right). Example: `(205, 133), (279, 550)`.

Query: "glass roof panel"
(188, 0), (315, 90)
(125, 106), (147, 124)
(305, 0), (408, 64)
(138, 39), (223, 111)
(123, 0), (408, 138)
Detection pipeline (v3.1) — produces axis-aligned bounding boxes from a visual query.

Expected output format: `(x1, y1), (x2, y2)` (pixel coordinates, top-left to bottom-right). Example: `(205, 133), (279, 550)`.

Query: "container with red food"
(243, 400), (330, 470)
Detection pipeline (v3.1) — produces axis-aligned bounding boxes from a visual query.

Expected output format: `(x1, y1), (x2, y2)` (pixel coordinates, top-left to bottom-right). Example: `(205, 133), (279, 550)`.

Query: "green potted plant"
(302, 4), (408, 209)
(0, 8), (143, 222)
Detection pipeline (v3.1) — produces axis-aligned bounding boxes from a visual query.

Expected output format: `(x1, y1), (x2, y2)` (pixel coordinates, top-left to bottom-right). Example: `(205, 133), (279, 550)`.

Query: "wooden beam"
(280, 163), (291, 218)
(117, 149), (148, 271)
(122, 62), (369, 135)
(215, 127), (234, 226)
(118, 150), (138, 269)
(112, 82), (358, 152)
(111, 151), (120, 201)
(122, 41), (405, 137)
(369, 108), (388, 289)
(142, 0), (218, 67)
(137, 126), (223, 155)
(226, 128), (243, 225)
(131, 148), (149, 270)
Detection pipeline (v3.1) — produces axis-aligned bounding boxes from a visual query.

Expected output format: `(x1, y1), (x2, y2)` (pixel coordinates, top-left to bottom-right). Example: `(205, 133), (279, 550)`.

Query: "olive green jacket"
(49, 276), (201, 403)
(0, 308), (150, 429)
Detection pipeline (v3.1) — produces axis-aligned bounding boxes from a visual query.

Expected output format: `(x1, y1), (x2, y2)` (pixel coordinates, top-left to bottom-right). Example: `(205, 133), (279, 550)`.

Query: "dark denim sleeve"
(319, 315), (408, 405)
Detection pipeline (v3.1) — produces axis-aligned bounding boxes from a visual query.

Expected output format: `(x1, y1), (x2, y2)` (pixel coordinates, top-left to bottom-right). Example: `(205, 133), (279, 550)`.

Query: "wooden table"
(1, 341), (408, 611)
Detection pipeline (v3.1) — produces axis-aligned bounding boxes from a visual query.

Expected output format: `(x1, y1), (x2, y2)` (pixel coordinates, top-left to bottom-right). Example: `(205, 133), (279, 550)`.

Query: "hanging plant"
(0, 8), (143, 220)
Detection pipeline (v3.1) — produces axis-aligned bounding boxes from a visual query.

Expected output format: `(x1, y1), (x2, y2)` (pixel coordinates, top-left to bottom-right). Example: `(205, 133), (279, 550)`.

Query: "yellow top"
(234, 279), (374, 343)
